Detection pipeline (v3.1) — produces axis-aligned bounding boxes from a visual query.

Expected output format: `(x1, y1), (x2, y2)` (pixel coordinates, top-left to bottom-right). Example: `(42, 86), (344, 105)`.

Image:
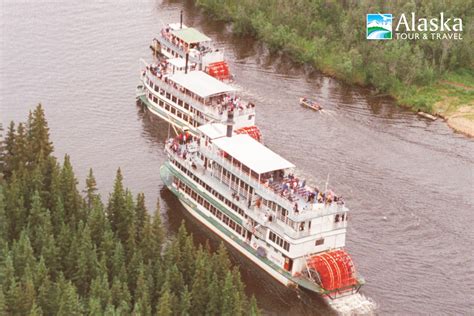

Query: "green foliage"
(195, 0), (474, 112)
(0, 106), (259, 315)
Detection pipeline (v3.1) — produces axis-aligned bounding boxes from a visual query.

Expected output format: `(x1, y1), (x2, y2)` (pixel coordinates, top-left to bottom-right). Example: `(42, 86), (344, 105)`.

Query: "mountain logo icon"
(367, 14), (393, 40)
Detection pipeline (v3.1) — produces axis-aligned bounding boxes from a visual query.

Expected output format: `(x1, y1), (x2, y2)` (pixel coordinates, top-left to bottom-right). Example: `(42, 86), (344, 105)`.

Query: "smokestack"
(226, 110), (234, 137)
(180, 10), (183, 29)
(185, 53), (189, 74)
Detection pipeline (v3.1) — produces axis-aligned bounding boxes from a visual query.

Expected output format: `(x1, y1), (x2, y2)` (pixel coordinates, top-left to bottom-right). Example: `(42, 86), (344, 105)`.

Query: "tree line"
(195, 0), (473, 112)
(0, 104), (260, 315)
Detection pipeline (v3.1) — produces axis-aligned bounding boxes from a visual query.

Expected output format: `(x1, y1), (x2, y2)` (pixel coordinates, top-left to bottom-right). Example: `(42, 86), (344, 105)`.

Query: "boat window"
(315, 238), (324, 246)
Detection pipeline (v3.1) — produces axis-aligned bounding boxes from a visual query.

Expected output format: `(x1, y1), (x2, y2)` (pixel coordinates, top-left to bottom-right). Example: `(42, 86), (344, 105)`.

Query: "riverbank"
(194, 0), (474, 137)
(419, 72), (474, 136)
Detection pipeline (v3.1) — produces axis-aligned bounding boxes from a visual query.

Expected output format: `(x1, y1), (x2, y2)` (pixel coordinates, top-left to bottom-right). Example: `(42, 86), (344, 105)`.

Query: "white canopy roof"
(168, 23), (187, 31)
(170, 71), (237, 98)
(213, 134), (295, 174)
(198, 123), (230, 139)
(167, 57), (186, 69)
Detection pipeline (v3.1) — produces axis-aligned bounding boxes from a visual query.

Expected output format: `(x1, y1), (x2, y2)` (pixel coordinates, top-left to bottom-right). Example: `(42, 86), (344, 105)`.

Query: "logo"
(366, 14), (393, 40)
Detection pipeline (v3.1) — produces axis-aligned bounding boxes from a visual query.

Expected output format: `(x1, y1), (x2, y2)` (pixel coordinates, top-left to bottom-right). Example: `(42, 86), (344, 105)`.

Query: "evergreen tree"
(73, 224), (99, 296)
(134, 264), (151, 316)
(12, 123), (28, 177)
(57, 276), (83, 315)
(134, 192), (149, 243)
(11, 230), (36, 279)
(0, 187), (6, 246)
(190, 253), (210, 315)
(0, 285), (5, 316)
(28, 104), (53, 164)
(5, 174), (27, 241)
(156, 284), (172, 316)
(110, 277), (131, 311)
(59, 154), (83, 227)
(27, 191), (50, 256)
(179, 285), (192, 316)
(85, 168), (99, 209)
(249, 295), (261, 316)
(89, 271), (111, 311)
(0, 123), (5, 181)
(220, 271), (236, 316)
(206, 272), (220, 316)
(2, 122), (16, 179)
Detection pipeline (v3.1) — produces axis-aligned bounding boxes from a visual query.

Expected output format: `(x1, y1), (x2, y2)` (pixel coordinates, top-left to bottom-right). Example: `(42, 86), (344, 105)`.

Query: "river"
(1, 0), (473, 314)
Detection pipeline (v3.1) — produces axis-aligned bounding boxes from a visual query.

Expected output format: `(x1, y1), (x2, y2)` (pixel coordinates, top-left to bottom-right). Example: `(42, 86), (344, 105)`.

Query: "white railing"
(145, 71), (256, 121)
(157, 35), (203, 64)
(200, 144), (348, 220)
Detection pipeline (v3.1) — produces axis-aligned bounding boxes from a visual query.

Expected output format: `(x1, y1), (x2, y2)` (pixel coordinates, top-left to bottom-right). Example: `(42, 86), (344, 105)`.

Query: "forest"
(0, 105), (260, 315)
(195, 0), (473, 118)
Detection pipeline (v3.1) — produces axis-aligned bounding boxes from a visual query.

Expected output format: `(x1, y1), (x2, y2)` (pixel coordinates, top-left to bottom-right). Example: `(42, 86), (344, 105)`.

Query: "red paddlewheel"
(206, 61), (230, 80)
(235, 126), (262, 142)
(307, 250), (357, 292)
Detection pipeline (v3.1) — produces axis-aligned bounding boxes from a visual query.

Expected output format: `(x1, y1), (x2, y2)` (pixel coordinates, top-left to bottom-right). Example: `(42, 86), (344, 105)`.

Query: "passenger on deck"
(294, 202), (299, 214)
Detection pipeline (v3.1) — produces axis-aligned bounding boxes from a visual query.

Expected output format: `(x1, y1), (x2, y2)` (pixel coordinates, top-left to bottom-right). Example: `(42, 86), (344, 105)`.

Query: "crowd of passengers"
(260, 170), (345, 210)
(168, 133), (344, 212)
(161, 26), (216, 56)
(146, 61), (255, 115)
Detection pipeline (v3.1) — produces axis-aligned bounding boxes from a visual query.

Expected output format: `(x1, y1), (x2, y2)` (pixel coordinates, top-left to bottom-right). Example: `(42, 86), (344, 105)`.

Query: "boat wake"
(328, 293), (377, 315)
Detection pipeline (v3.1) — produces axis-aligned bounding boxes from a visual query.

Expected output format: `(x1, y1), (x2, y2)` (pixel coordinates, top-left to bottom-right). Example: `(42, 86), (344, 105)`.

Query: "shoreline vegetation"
(0, 105), (260, 315)
(195, 0), (474, 137)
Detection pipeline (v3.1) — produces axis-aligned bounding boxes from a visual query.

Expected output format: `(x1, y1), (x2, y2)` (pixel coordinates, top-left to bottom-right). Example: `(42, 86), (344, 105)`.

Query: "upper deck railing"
(199, 143), (348, 221)
(144, 70), (256, 122)
(165, 141), (348, 239)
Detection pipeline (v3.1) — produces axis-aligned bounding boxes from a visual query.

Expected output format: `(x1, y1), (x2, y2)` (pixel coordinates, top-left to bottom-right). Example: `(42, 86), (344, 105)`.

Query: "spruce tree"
(220, 271), (236, 316)
(0, 187), (6, 246)
(179, 285), (192, 316)
(134, 192), (149, 243)
(57, 278), (83, 315)
(0, 285), (5, 316)
(190, 253), (210, 315)
(85, 168), (99, 209)
(156, 284), (173, 316)
(28, 104), (53, 164)
(249, 295), (261, 316)
(59, 155), (83, 227)
(73, 224), (99, 296)
(2, 122), (16, 179)
(206, 272), (220, 316)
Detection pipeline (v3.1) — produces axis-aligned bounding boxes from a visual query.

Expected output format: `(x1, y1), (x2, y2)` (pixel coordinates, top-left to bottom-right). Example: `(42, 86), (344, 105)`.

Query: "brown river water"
(1, 1), (473, 314)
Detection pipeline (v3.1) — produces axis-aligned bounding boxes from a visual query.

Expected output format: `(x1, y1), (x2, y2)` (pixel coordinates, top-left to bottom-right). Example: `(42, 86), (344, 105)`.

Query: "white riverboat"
(151, 22), (231, 80)
(137, 59), (260, 141)
(160, 116), (365, 300)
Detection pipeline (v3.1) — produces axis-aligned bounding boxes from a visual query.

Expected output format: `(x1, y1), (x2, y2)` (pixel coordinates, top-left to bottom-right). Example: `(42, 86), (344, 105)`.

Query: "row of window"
(214, 164), (253, 201)
(174, 176), (246, 238)
(147, 91), (199, 128)
(269, 231), (290, 252)
(146, 77), (207, 124)
(171, 159), (248, 219)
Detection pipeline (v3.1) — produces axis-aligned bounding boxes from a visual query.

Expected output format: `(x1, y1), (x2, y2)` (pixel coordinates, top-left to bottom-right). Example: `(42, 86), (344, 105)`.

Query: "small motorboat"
(300, 97), (322, 111)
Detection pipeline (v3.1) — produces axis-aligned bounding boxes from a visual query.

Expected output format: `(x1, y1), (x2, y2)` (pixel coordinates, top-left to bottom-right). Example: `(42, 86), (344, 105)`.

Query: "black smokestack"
(185, 53), (189, 74)
(226, 110), (234, 137)
(180, 10), (183, 29)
